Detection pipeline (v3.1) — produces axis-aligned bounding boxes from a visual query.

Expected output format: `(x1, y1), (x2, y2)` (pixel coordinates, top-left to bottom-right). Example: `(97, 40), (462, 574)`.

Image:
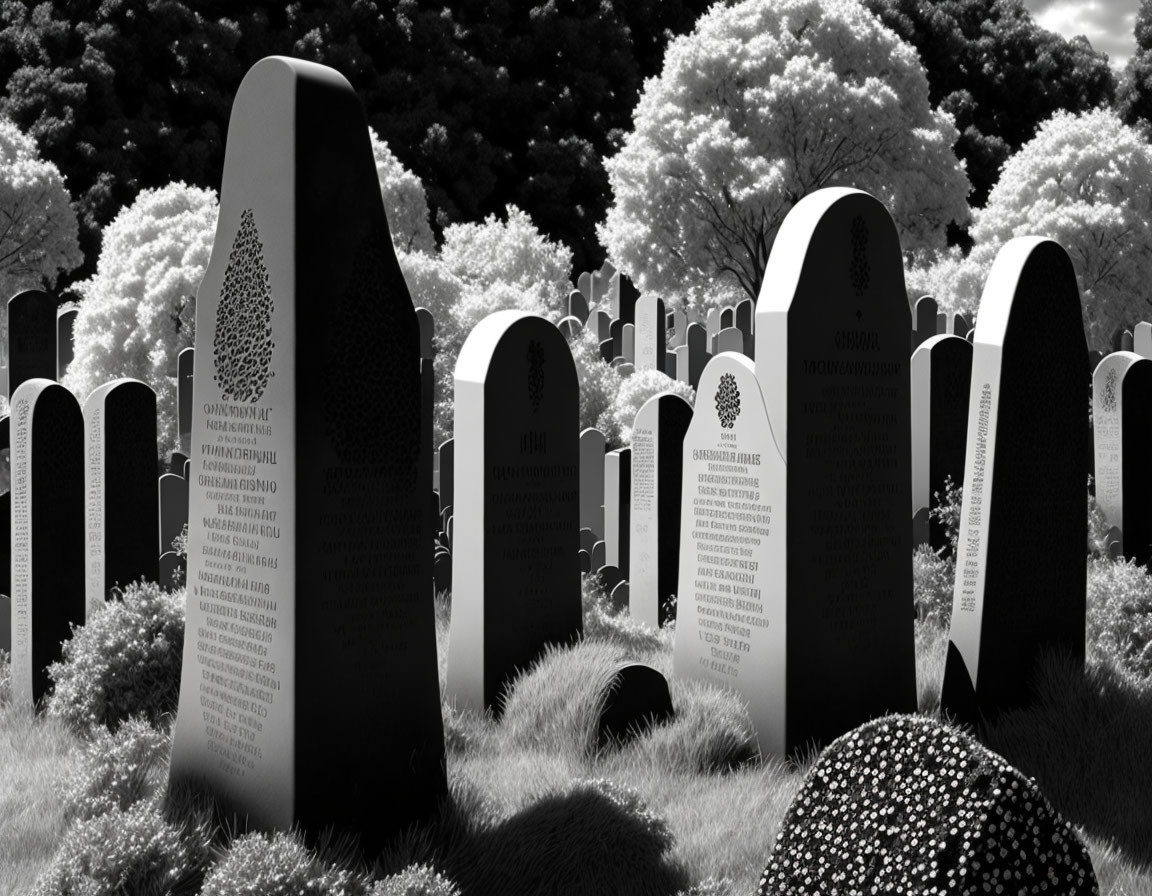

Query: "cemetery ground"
(2, 548), (1152, 896)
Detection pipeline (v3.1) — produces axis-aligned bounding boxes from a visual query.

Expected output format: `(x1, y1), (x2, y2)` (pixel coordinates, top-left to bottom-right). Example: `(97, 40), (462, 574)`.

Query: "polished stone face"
(942, 237), (1088, 728)
(168, 56), (445, 852)
(8, 291), (57, 401)
(447, 310), (581, 714)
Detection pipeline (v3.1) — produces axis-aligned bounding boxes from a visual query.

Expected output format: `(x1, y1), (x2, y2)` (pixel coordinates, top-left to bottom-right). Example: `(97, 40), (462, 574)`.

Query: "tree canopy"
(598, 0), (971, 309)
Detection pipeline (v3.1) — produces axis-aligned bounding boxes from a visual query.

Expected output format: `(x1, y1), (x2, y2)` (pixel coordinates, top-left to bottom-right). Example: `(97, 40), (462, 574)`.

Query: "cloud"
(1023, 0), (1138, 68)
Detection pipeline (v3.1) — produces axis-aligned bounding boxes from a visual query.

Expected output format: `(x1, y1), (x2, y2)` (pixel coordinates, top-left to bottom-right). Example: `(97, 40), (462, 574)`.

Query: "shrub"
(569, 324), (623, 436)
(47, 580), (185, 734)
(0, 648), (9, 707)
(927, 474), (962, 558)
(370, 863), (461, 896)
(912, 544), (953, 628)
(31, 800), (210, 896)
(582, 575), (670, 655)
(59, 718), (170, 822)
(599, 369), (695, 447)
(199, 830), (369, 896)
(1086, 556), (1152, 683)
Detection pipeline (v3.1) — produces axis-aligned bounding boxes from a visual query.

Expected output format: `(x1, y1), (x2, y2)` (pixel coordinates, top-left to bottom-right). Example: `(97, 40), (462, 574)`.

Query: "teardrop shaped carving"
(213, 209), (275, 403)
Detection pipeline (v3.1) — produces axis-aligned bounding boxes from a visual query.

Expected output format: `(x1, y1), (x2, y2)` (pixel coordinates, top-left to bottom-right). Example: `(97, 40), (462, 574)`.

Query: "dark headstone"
(438, 438), (454, 517)
(610, 318), (624, 360)
(604, 447), (631, 576)
(557, 315), (583, 340)
(634, 295), (666, 372)
(685, 323), (708, 390)
(0, 593), (9, 653)
(8, 291), (57, 399)
(673, 352), (787, 753)
(599, 338), (614, 364)
(1092, 352), (1152, 566)
(596, 564), (624, 598)
(911, 335), (972, 557)
(158, 473), (188, 557)
(415, 307), (434, 360)
(169, 56), (446, 850)
(590, 540), (605, 571)
(753, 188), (916, 754)
(579, 526), (597, 555)
(610, 271), (639, 325)
(576, 272), (592, 307)
(578, 550), (592, 575)
(568, 290), (589, 324)
(941, 237), (1087, 728)
(911, 294), (937, 351)
(912, 505), (929, 548)
(10, 379), (84, 708)
(706, 307), (720, 353)
(629, 392), (693, 628)
(56, 307), (78, 381)
(170, 452), (189, 476)
(597, 662), (674, 747)
(158, 551), (184, 590)
(664, 350), (677, 378)
(178, 347), (195, 457)
(1121, 328), (1134, 352)
(719, 306), (734, 330)
(757, 715), (1098, 896)
(594, 309), (612, 344)
(951, 312), (970, 339)
(609, 580), (629, 613)
(446, 310), (581, 714)
(84, 378), (159, 610)
(433, 551), (452, 595)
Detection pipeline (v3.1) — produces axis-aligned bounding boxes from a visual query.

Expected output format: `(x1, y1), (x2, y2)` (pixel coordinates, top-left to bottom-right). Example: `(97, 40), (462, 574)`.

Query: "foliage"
(47, 580), (185, 735)
(600, 370), (695, 448)
(928, 474), (963, 558)
(582, 574), (672, 655)
(370, 864), (460, 896)
(922, 109), (1152, 350)
(864, 0), (1116, 210)
(370, 128), (435, 255)
(63, 182), (217, 459)
(30, 800), (211, 896)
(1117, 0), (1152, 132)
(0, 116), (81, 307)
(0, 647), (9, 706)
(59, 718), (169, 823)
(1085, 557), (1152, 683)
(568, 325), (624, 437)
(200, 830), (369, 896)
(599, 0), (970, 308)
(912, 544), (954, 628)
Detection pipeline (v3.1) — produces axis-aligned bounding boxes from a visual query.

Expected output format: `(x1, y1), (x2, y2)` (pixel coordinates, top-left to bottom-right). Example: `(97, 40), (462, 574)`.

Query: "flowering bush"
(370, 129), (435, 255)
(47, 580), (185, 734)
(599, 369), (696, 447)
(371, 864), (461, 896)
(59, 718), (170, 822)
(199, 830), (368, 896)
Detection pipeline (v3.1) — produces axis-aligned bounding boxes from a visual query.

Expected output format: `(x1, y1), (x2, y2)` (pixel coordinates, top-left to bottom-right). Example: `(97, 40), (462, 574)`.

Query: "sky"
(1023, 0), (1140, 68)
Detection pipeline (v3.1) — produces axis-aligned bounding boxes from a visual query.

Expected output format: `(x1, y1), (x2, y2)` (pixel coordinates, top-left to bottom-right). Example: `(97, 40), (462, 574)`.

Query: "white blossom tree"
(598, 0), (970, 309)
(925, 109), (1152, 351)
(369, 127), (436, 255)
(64, 183), (218, 459)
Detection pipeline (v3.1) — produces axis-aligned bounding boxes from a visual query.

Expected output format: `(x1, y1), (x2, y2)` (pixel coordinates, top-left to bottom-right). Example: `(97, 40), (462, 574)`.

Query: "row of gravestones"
(5, 59), (1094, 884)
(1, 290), (80, 399)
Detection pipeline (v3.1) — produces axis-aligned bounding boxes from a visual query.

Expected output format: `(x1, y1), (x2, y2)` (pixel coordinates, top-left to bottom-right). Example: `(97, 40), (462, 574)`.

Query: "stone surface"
(604, 447), (630, 576)
(673, 352), (787, 754)
(8, 291), (57, 400)
(912, 294), (937, 351)
(158, 473), (188, 557)
(415, 307), (434, 360)
(1092, 352), (1152, 566)
(629, 392), (693, 629)
(911, 335), (973, 557)
(941, 237), (1087, 728)
(634, 294), (667, 372)
(9, 379), (85, 708)
(610, 271), (639, 325)
(447, 310), (581, 713)
(168, 56), (446, 850)
(438, 438), (454, 515)
(83, 378), (159, 611)
(716, 326), (744, 355)
(1134, 321), (1152, 358)
(178, 347), (195, 457)
(596, 662), (674, 747)
(753, 188), (916, 754)
(580, 426), (608, 536)
(758, 715), (1098, 896)
(0, 593), (9, 653)
(568, 289), (589, 324)
(158, 550), (184, 589)
(56, 307), (78, 381)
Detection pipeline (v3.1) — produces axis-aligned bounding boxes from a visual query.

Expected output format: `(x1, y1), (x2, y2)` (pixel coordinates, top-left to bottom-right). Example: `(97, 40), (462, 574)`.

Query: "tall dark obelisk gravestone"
(629, 392), (693, 629)
(911, 335), (973, 556)
(941, 237), (1088, 727)
(673, 352), (788, 755)
(8, 291), (57, 400)
(177, 347), (195, 456)
(446, 310), (581, 713)
(168, 57), (446, 849)
(84, 378), (159, 612)
(10, 379), (84, 708)
(753, 188), (916, 754)
(56, 306), (78, 381)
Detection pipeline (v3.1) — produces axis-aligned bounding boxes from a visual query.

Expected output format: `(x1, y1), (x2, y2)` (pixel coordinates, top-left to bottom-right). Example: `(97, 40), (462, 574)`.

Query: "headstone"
(673, 353), (788, 754)
(911, 295), (937, 352)
(577, 272), (592, 306)
(965, 328), (974, 344)
(1091, 351), (1152, 566)
(0, 593), (9, 653)
(596, 564), (625, 597)
(158, 473), (189, 557)
(433, 551), (451, 595)
(8, 291), (57, 399)
(910, 335), (973, 557)
(168, 56), (446, 850)
(599, 338), (615, 364)
(415, 307), (434, 360)
(935, 311), (946, 335)
(438, 438), (454, 516)
(719, 306), (734, 330)
(629, 392), (693, 629)
(716, 326), (744, 355)
(446, 310), (581, 714)
(670, 309), (687, 349)
(1121, 328), (1134, 352)
(0, 414), (9, 597)
(1134, 321), (1152, 358)
(56, 307), (78, 381)
(634, 295), (667, 372)
(568, 290), (589, 324)
(616, 361), (634, 377)
(912, 506), (929, 548)
(578, 550), (592, 575)
(621, 323), (635, 363)
(609, 579), (629, 613)
(706, 307), (720, 352)
(421, 356), (434, 555)
(170, 451), (189, 476)
(610, 318), (623, 360)
(664, 350), (677, 378)
(590, 539), (605, 571)
(579, 428), (606, 541)
(557, 315), (583, 340)
(941, 237), (1088, 728)
(579, 527), (597, 555)
(596, 662), (675, 747)
(951, 312), (970, 339)
(753, 188), (917, 753)
(681, 323), (708, 390)
(756, 715), (1098, 896)
(594, 309), (612, 344)
(83, 379), (159, 611)
(610, 272), (639, 325)
(158, 551), (184, 589)
(178, 347), (195, 456)
(736, 299), (754, 359)
(9, 379), (85, 708)
(604, 447), (631, 575)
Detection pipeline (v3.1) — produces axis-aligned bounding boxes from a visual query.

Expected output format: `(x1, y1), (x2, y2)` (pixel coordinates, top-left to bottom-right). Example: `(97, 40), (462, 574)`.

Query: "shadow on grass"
(979, 652), (1152, 870)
